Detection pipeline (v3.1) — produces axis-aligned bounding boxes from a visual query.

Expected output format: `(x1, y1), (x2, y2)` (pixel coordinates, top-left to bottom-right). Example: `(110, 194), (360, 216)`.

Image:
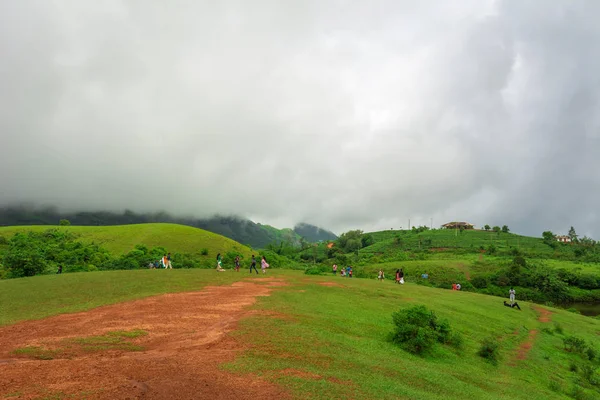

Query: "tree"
(492, 226), (501, 235)
(501, 225), (509, 233)
(59, 219), (71, 226)
(484, 225), (491, 231)
(568, 226), (578, 243)
(542, 231), (558, 249)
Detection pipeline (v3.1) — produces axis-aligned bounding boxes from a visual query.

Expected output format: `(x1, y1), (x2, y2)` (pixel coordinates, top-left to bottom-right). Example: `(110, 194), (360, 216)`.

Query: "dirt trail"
(510, 305), (553, 365)
(0, 278), (289, 400)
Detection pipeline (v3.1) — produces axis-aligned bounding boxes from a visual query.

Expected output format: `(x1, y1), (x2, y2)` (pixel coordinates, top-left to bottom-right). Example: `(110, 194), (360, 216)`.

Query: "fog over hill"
(1, 1), (599, 238)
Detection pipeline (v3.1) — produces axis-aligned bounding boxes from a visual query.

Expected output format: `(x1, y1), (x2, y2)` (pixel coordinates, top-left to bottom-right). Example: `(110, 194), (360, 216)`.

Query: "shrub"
(478, 337), (499, 365)
(548, 378), (561, 392)
(586, 346), (597, 362)
(0, 235), (7, 245)
(553, 323), (564, 335)
(563, 336), (587, 353)
(59, 219), (71, 226)
(304, 267), (323, 275)
(200, 248), (209, 256)
(390, 305), (454, 355)
(471, 276), (488, 289)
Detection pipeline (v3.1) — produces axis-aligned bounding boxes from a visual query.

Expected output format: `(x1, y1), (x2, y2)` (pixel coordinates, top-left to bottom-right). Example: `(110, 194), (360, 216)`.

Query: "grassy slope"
(227, 272), (600, 399)
(0, 269), (247, 326)
(0, 223), (253, 257)
(2, 269), (598, 398)
(366, 229), (553, 254)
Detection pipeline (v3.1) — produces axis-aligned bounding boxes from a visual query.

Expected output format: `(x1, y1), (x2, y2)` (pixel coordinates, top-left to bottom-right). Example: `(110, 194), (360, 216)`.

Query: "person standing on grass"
(216, 253), (225, 271)
(346, 266), (350, 277)
(166, 253), (173, 269)
(250, 255), (258, 274)
(162, 254), (168, 268)
(399, 269), (404, 284)
(395, 269), (401, 284)
(340, 268), (346, 277)
(332, 264), (337, 275)
(349, 266), (353, 278)
(509, 287), (516, 305)
(261, 256), (269, 274)
(235, 256), (240, 272)
(378, 269), (385, 281)
(56, 265), (62, 274)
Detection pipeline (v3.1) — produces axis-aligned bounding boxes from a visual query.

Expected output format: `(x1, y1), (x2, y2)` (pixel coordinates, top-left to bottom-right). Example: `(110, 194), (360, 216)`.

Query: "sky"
(1, 0), (599, 237)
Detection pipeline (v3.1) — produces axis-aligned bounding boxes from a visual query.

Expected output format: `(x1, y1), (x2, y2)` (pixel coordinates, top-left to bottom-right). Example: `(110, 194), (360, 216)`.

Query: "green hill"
(0, 223), (253, 258)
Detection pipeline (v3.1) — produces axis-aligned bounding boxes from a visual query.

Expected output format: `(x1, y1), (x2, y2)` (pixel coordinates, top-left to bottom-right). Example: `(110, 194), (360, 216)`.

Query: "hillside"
(1, 270), (599, 399)
(0, 206), (337, 248)
(0, 223), (253, 258)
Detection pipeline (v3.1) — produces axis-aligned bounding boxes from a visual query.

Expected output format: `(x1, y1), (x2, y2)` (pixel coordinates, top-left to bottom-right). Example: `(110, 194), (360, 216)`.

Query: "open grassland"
(226, 272), (600, 399)
(0, 269), (247, 326)
(2, 269), (599, 399)
(0, 223), (253, 257)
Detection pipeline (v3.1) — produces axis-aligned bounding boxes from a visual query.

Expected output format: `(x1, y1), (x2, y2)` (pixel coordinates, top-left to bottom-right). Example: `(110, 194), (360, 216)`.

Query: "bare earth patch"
(0, 279), (290, 400)
(318, 282), (344, 288)
(533, 305), (553, 323)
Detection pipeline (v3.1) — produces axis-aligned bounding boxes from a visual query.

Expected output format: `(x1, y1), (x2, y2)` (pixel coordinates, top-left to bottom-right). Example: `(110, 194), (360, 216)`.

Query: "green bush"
(200, 248), (209, 256)
(478, 337), (499, 365)
(471, 276), (488, 289)
(390, 305), (455, 355)
(59, 219), (71, 226)
(0, 235), (7, 245)
(553, 322), (564, 335)
(563, 335), (587, 353)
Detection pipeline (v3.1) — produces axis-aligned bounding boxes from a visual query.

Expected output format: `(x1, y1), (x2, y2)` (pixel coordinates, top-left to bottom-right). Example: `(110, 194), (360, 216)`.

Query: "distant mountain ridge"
(0, 206), (337, 248)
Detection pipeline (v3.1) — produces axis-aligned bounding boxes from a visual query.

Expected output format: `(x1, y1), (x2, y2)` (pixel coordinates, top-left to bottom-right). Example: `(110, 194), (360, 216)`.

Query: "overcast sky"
(1, 1), (599, 237)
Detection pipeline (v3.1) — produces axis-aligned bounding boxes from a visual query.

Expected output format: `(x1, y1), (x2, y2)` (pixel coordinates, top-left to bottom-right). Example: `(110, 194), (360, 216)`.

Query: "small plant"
(449, 332), (464, 349)
(548, 378), (561, 392)
(553, 322), (564, 335)
(478, 337), (499, 365)
(543, 353), (550, 360)
(569, 361), (579, 372)
(586, 346), (597, 362)
(541, 327), (554, 335)
(200, 248), (209, 256)
(567, 308), (581, 314)
(563, 335), (587, 353)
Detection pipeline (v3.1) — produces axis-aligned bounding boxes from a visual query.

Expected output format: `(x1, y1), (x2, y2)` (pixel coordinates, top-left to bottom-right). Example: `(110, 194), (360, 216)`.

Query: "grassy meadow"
(1, 269), (599, 399)
(0, 223), (253, 257)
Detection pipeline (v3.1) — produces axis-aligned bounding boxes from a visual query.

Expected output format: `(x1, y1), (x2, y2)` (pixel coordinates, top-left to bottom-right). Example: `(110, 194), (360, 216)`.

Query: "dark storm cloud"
(1, 0), (599, 237)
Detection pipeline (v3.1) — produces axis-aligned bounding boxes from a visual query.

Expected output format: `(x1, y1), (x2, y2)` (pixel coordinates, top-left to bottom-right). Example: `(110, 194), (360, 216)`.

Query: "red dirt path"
(510, 305), (553, 365)
(0, 278), (290, 400)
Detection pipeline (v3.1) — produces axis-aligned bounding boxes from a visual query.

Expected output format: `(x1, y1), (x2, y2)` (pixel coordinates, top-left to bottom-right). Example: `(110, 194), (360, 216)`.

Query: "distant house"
(555, 235), (572, 243)
(442, 222), (474, 230)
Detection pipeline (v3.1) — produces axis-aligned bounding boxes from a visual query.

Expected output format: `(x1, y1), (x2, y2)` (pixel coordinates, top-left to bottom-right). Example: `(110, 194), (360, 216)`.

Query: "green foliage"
(0, 235), (7, 245)
(563, 335), (587, 353)
(554, 322), (564, 335)
(478, 337), (499, 365)
(390, 305), (455, 355)
(471, 276), (488, 289)
(484, 225), (490, 231)
(200, 248), (209, 256)
(59, 219), (71, 226)
(502, 225), (510, 233)
(492, 226), (501, 234)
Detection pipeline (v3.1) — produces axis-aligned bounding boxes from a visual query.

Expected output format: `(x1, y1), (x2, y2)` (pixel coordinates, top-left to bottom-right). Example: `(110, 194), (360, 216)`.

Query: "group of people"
(376, 268), (405, 284)
(452, 283), (461, 290)
(332, 264), (353, 277)
(148, 253), (173, 269)
(216, 253), (270, 274)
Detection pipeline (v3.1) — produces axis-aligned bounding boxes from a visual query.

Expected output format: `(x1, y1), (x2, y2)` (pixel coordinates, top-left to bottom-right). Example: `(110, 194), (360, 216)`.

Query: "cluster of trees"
(482, 225), (510, 234)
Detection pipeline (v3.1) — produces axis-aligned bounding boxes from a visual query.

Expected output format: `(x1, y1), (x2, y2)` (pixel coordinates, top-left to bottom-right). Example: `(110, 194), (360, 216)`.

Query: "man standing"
(509, 287), (516, 305)
(249, 255), (258, 274)
(166, 253), (173, 269)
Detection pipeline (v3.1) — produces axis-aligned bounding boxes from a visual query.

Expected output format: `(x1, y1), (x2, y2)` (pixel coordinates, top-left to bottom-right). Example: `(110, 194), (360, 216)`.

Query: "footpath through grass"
(0, 269), (249, 326)
(226, 272), (600, 400)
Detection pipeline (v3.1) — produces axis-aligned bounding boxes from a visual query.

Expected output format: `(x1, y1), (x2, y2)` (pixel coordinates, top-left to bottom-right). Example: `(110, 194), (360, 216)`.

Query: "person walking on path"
(509, 287), (516, 305)
(377, 269), (385, 281)
(260, 256), (269, 274)
(235, 256), (240, 272)
(332, 264), (338, 275)
(249, 255), (259, 274)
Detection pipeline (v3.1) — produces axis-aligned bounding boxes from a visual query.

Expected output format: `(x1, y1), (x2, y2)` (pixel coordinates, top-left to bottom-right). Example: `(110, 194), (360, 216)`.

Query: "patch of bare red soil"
(515, 329), (538, 361)
(533, 305), (553, 323)
(0, 279), (290, 400)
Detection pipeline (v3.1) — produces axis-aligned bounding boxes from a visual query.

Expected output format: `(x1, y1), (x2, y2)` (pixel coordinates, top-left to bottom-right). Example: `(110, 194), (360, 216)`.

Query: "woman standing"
(395, 269), (401, 284)
(260, 256), (269, 274)
(216, 253), (225, 271)
(234, 256), (240, 272)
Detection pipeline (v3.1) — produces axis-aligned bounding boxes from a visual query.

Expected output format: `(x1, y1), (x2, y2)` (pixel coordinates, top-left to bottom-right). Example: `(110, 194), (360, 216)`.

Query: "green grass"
(3, 269), (599, 399)
(0, 269), (253, 326)
(0, 223), (253, 257)
(224, 272), (600, 400)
